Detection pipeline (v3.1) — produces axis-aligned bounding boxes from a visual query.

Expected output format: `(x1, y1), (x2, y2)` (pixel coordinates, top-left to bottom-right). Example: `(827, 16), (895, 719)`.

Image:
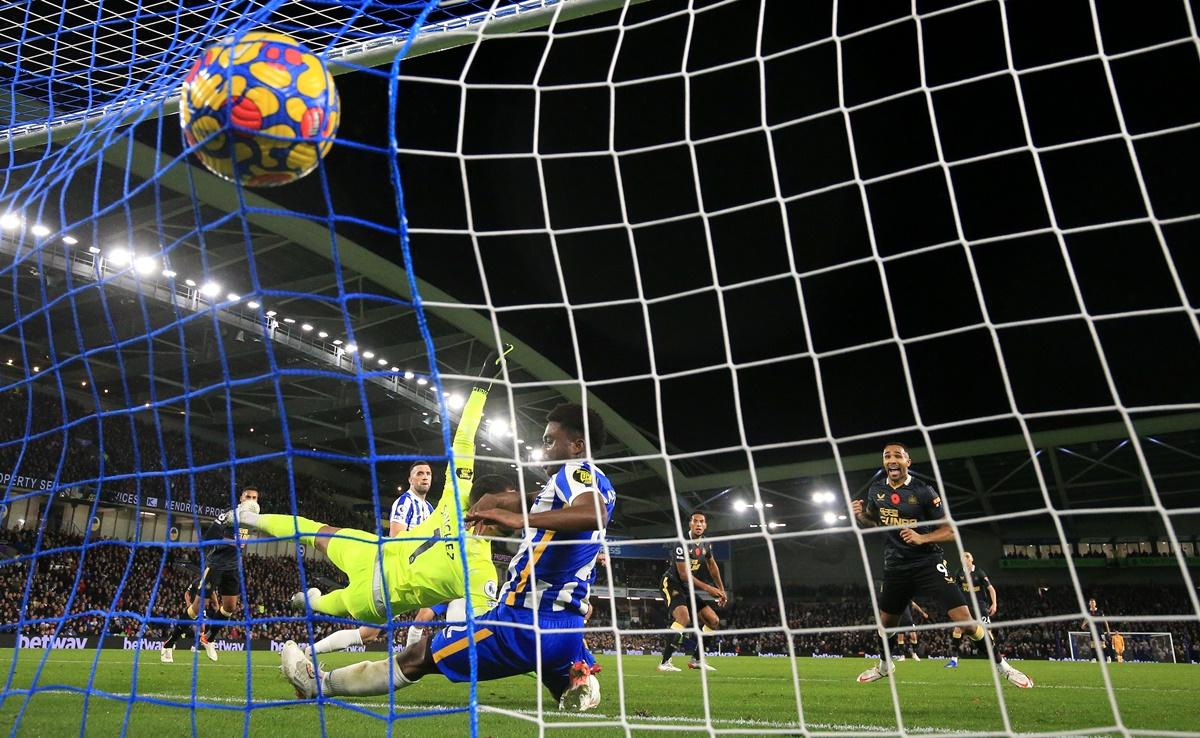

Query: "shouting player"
(280, 401), (613, 712)
(852, 442), (1032, 688)
(658, 511), (726, 672)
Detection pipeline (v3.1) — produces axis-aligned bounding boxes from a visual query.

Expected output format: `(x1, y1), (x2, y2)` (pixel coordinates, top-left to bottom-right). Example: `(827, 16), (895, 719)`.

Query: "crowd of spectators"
(0, 529), (356, 644)
(0, 388), (375, 530)
(581, 582), (1200, 663)
(1, 526), (1198, 663)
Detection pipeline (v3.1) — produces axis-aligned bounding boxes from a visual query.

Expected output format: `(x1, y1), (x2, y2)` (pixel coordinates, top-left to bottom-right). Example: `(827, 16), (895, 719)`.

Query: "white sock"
(313, 628), (363, 655)
(406, 626), (424, 648)
(327, 657), (413, 697)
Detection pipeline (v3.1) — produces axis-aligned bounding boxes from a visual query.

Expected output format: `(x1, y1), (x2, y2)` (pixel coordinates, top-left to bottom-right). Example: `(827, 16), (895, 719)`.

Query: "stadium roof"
(0, 0), (1198, 538)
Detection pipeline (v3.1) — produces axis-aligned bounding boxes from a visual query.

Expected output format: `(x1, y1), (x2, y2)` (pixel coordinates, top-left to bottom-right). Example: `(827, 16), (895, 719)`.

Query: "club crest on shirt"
(572, 468), (594, 486)
(907, 494), (918, 505)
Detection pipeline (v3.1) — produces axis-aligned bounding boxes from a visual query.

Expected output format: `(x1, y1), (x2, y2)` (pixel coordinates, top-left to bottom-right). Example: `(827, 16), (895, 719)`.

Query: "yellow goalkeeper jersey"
(375, 386), (498, 618)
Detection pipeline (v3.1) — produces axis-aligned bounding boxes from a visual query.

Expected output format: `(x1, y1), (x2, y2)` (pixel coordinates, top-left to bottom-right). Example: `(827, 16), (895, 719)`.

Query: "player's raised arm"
(439, 385), (489, 513)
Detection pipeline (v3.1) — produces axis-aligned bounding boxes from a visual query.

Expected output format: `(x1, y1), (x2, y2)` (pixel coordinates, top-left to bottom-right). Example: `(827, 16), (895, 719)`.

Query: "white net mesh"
(1, 0), (1198, 736)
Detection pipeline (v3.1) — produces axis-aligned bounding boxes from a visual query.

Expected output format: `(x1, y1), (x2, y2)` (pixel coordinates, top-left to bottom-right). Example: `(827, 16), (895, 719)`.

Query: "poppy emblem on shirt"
(891, 493), (901, 505)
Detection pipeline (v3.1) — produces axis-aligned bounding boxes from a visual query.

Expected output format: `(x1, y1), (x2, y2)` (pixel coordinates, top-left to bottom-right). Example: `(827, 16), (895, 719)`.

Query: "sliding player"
(231, 386), (513, 633)
(303, 460), (445, 655)
(852, 442), (1032, 688)
(280, 401), (612, 712)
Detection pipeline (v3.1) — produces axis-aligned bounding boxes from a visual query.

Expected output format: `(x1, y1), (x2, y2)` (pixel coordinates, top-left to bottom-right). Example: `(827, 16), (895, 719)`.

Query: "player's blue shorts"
(430, 604), (594, 697)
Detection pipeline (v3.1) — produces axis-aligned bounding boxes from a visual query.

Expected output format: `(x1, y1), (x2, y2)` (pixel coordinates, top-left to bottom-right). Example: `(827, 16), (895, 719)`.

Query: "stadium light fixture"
(362, 351), (375, 359)
(161, 269), (177, 278)
(332, 339), (342, 345)
(301, 323), (313, 332)
(822, 511), (837, 524)
(448, 393), (465, 410)
(377, 358), (387, 366)
(390, 366), (399, 373)
(404, 371), (415, 380)
(733, 500), (748, 512)
(492, 418), (510, 436)
(531, 449), (544, 461)
(107, 247), (131, 266)
(417, 377), (428, 386)
(133, 255), (156, 275)
(227, 293), (240, 302)
(812, 491), (836, 504)
(345, 344), (358, 354)
(283, 318), (296, 324)
(31, 366), (39, 372)
(837, 514), (847, 520)
(62, 235), (78, 245)
(30, 224), (50, 237)
(265, 310), (277, 317)
(0, 213), (20, 229)
(199, 282), (221, 297)
(318, 331), (328, 338)
(88, 246), (100, 254)
(185, 279), (196, 287)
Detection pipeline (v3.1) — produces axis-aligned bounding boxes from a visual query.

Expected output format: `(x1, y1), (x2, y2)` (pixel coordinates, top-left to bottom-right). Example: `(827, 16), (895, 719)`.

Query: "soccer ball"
(180, 31), (340, 187)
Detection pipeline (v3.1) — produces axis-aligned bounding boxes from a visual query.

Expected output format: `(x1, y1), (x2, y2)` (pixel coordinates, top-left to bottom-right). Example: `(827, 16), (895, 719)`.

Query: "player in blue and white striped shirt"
(285, 402), (612, 712)
(389, 461), (434, 536)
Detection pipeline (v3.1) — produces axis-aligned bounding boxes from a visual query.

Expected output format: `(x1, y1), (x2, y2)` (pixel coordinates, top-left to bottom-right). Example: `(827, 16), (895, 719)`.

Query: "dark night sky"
(5, 0), (1200, 519)
(310, 0), (1200, 453)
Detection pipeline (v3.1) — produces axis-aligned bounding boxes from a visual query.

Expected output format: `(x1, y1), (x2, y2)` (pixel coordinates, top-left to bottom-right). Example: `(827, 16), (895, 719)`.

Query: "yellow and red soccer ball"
(180, 31), (340, 187)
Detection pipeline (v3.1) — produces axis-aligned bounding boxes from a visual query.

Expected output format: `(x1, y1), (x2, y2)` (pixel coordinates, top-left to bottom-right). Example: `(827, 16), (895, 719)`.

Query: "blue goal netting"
(0, 1), (592, 735)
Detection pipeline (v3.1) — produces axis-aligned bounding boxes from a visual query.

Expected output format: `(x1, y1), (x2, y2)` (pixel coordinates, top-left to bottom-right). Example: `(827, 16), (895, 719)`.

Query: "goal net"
(1068, 632), (1176, 664)
(1, 0), (1199, 736)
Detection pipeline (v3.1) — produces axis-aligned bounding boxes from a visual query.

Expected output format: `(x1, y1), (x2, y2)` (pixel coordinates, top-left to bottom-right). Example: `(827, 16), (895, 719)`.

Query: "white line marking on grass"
(626, 672), (1198, 693)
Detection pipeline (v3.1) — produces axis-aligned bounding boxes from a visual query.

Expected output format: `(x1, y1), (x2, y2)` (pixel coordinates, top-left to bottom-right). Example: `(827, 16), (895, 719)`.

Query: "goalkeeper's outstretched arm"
(438, 385), (489, 514)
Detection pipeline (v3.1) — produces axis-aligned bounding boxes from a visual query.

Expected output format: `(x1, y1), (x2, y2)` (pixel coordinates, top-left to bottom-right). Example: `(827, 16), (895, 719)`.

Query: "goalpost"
(1067, 632), (1176, 664)
(1, 0), (1199, 736)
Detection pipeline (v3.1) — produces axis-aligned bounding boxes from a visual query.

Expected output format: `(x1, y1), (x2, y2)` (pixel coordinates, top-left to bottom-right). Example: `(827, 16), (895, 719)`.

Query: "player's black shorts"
(878, 558), (965, 616)
(897, 606), (916, 628)
(660, 576), (716, 615)
(188, 567), (241, 599)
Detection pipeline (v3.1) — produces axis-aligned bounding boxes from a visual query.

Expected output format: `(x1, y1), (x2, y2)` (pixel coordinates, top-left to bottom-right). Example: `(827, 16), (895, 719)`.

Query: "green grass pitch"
(0, 649), (1196, 736)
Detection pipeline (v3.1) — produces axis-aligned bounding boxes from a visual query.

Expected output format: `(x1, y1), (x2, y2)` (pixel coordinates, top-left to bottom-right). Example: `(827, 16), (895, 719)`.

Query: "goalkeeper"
(231, 384), (516, 627)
